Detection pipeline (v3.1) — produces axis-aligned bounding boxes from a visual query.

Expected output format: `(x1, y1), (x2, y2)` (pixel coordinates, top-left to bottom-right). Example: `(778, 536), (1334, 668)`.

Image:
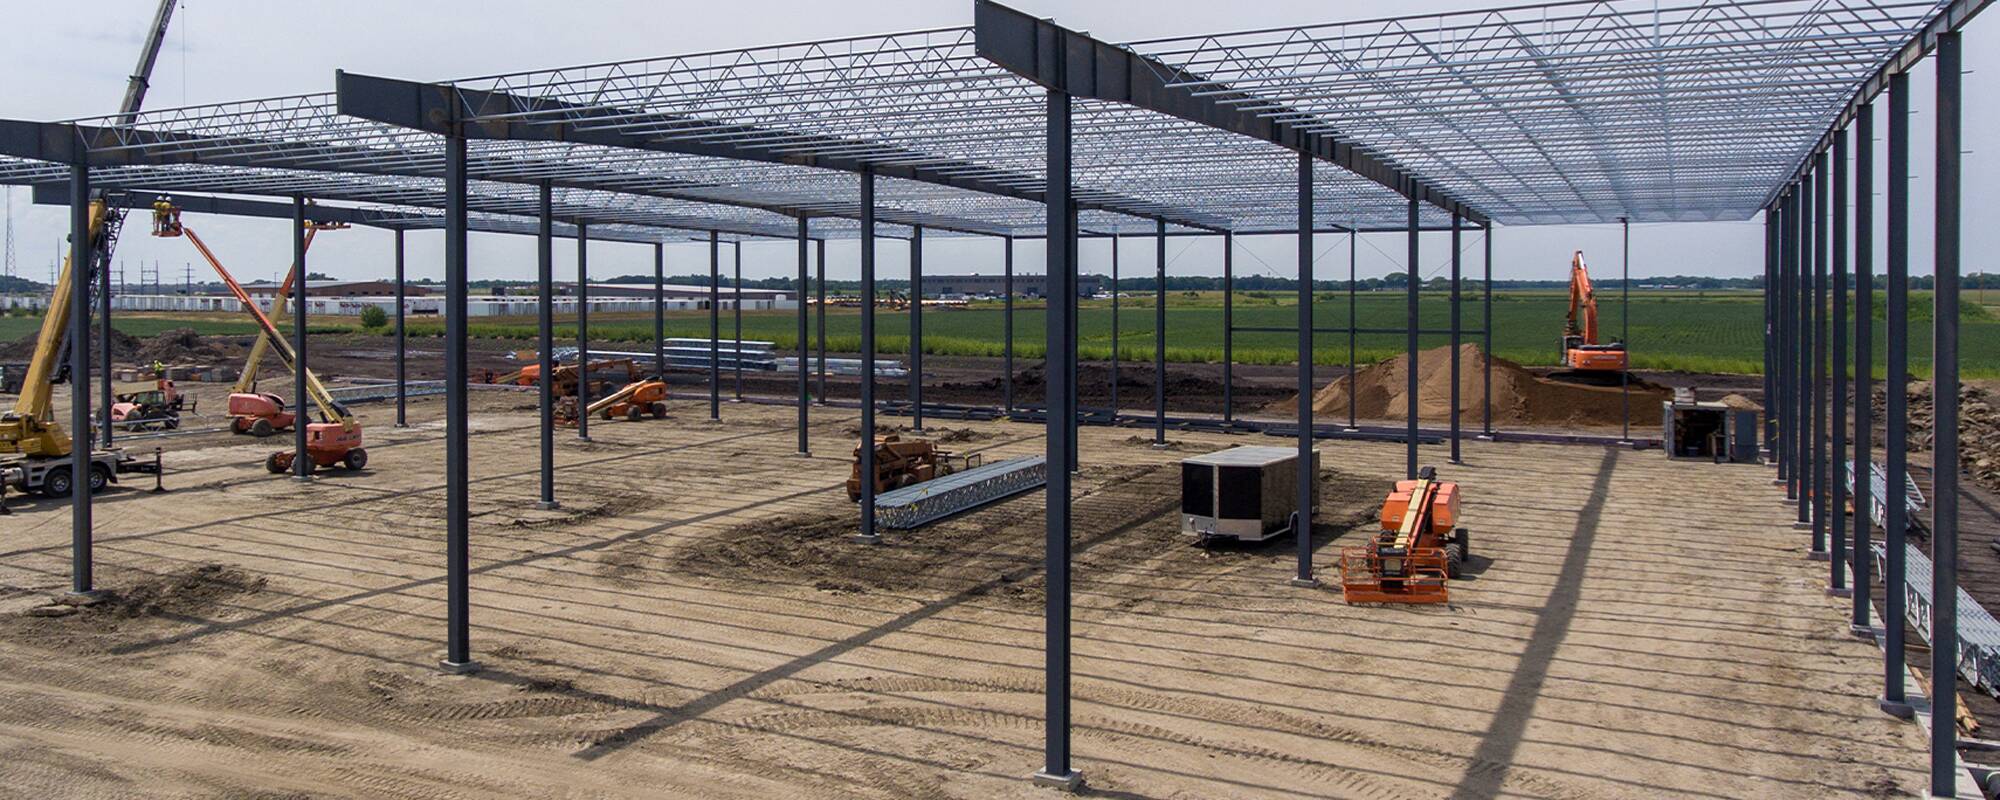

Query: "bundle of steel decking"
(874, 456), (1047, 529)
(1874, 542), (2000, 698)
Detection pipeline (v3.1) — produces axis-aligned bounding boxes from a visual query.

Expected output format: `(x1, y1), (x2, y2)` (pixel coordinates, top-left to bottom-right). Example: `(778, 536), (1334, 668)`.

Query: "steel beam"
(66, 161), (94, 598)
(1351, 230), (1360, 432)
(1780, 188), (1796, 492)
(1619, 216), (1631, 444)
(1883, 70), (1912, 716)
(536, 182), (557, 511)
(333, 71), (1204, 234)
(291, 195), (310, 480)
(1929, 32), (1963, 797)
(1003, 235), (1014, 412)
(1763, 205), (1777, 458)
(972, 0), (1486, 226)
(440, 129), (477, 674)
(1798, 171), (1814, 527)
(1110, 236), (1120, 415)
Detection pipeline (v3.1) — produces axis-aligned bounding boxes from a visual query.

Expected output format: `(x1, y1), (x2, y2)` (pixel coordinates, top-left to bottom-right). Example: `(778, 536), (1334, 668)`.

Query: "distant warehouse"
(924, 274), (1102, 298)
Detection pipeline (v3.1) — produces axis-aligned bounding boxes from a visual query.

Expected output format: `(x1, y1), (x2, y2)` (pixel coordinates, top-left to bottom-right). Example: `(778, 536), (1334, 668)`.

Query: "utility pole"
(3, 185), (15, 288)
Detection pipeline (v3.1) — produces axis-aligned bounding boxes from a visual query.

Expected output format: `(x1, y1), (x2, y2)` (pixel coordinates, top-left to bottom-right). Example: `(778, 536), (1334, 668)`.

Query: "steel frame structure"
(2, 0), (1986, 793)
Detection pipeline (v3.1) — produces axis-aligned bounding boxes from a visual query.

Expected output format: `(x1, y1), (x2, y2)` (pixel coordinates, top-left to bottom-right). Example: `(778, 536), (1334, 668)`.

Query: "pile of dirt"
(1875, 381), (2000, 493)
(131, 328), (247, 365)
(936, 362), (1293, 413)
(1719, 393), (1763, 411)
(1272, 343), (1671, 429)
(0, 327), (143, 361)
(3, 563), (267, 650)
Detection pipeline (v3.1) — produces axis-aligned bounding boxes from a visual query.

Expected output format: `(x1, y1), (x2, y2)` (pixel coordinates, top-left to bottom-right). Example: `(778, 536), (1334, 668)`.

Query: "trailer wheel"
(88, 465), (110, 493)
(1444, 543), (1464, 580)
(343, 449), (368, 471)
(250, 418), (275, 438)
(42, 467), (73, 498)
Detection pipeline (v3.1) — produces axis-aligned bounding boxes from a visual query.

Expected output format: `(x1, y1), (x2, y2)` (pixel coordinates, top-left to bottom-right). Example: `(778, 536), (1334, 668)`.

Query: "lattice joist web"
(1120, 0), (1953, 224)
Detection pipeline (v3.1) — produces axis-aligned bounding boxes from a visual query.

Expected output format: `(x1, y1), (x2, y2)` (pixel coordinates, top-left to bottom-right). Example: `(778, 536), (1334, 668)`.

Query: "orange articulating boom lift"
(1560, 250), (1628, 374)
(151, 200), (368, 475)
(1339, 466), (1470, 604)
(226, 214), (348, 436)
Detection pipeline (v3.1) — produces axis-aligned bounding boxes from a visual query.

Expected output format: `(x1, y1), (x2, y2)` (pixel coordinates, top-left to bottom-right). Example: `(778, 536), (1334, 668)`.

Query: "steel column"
(291, 195), (309, 480)
(1449, 213), (1463, 463)
(97, 217), (111, 450)
(1882, 70), (1912, 715)
(535, 182), (556, 511)
(1763, 207), (1777, 458)
(1929, 32), (1963, 797)
(1853, 102), (1875, 631)
(66, 161), (94, 597)
(816, 238), (827, 405)
(733, 244), (743, 402)
(1154, 219), (1166, 446)
(440, 130), (475, 674)
(1222, 232), (1233, 423)
(1109, 235), (1119, 414)
(1294, 152), (1316, 587)
(394, 229), (407, 428)
(654, 242), (666, 379)
(708, 231), (720, 421)
(1813, 151), (1831, 557)
(1780, 189), (1796, 492)
(1830, 130), (1850, 595)
(1350, 229), (1359, 432)
(910, 225), (924, 429)
(1619, 216), (1631, 444)
(1405, 195), (1419, 480)
(1004, 235), (1014, 413)
(797, 217), (810, 455)
(1482, 225), (1493, 438)
(1033, 85), (1081, 792)
(857, 169), (880, 546)
(575, 222), (591, 442)
(1798, 173), (1815, 527)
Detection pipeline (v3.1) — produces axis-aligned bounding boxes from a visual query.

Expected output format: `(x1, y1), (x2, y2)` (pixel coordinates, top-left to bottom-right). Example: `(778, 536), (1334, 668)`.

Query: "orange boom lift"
(1559, 250), (1628, 375)
(1339, 466), (1470, 604)
(151, 200), (369, 475)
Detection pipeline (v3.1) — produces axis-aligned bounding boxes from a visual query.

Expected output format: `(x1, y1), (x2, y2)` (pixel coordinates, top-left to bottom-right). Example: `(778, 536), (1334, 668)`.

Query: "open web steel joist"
(978, 0), (1961, 225)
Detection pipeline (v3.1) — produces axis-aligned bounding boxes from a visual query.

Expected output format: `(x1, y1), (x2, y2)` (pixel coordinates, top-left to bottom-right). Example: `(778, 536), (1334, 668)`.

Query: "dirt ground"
(0, 391), (1920, 799)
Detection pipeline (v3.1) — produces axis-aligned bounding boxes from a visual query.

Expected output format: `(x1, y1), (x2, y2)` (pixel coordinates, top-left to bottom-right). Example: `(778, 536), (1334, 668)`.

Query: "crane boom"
(117, 0), (179, 122)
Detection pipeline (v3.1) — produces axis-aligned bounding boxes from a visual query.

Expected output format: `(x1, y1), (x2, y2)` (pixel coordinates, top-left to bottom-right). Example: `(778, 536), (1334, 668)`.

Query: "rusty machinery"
(1338, 466), (1471, 604)
(845, 433), (977, 501)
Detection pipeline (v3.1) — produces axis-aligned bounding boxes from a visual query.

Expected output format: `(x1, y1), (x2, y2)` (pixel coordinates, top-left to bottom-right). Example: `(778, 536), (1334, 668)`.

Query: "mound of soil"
(2, 563), (267, 651)
(1877, 381), (2000, 493)
(936, 362), (1293, 413)
(0, 327), (143, 360)
(132, 328), (247, 365)
(1272, 343), (1671, 429)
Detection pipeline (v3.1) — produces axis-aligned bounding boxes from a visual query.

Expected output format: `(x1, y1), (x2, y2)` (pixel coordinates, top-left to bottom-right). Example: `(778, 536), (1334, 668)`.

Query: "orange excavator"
(1338, 466), (1469, 604)
(151, 199), (368, 475)
(1558, 250), (1628, 378)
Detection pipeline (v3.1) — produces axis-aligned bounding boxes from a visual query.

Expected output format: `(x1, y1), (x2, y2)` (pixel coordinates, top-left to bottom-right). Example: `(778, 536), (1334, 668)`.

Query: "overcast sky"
(0, 1), (1991, 287)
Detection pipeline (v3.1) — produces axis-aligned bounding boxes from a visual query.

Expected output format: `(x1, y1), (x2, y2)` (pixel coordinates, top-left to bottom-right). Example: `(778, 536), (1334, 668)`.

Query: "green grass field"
(4, 289), (1992, 377)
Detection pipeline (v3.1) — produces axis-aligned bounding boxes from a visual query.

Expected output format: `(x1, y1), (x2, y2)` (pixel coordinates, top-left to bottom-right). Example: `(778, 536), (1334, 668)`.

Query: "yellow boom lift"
(150, 200), (369, 475)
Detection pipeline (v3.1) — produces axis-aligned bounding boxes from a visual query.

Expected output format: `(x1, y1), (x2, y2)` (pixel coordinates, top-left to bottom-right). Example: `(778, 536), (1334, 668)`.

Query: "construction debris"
(1276, 343), (1671, 429)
